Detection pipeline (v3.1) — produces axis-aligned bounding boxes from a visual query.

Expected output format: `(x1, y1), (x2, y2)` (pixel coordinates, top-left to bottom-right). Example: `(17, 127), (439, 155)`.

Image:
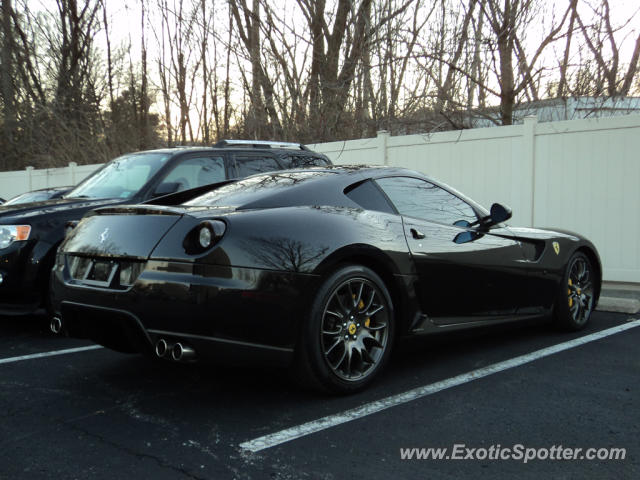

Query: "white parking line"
(0, 345), (103, 365)
(240, 319), (640, 453)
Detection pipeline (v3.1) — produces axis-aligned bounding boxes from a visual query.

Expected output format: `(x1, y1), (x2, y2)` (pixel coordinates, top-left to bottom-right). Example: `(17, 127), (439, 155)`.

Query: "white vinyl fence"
(1, 114), (638, 282)
(0, 162), (102, 200)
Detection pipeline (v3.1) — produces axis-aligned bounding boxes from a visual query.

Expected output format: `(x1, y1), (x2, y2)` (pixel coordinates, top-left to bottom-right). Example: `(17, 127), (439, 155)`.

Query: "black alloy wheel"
(555, 251), (596, 331)
(294, 265), (395, 393)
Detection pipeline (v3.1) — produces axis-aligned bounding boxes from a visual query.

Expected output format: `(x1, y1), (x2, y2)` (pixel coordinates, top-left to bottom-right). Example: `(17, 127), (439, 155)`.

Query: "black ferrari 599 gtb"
(51, 166), (601, 393)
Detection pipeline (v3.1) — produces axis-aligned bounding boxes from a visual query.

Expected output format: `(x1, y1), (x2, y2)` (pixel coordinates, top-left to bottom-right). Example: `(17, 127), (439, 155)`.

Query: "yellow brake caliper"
(354, 295), (371, 328)
(568, 278), (573, 307)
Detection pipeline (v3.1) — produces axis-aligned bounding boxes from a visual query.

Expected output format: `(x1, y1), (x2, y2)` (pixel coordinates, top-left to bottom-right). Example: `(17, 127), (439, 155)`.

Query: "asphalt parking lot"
(1, 312), (637, 479)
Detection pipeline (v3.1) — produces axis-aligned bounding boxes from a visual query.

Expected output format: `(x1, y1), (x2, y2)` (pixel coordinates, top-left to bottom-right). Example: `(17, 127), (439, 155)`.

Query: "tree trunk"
(1, 0), (16, 169)
(496, 0), (516, 125)
(558, 0), (577, 98)
(140, 0), (149, 148)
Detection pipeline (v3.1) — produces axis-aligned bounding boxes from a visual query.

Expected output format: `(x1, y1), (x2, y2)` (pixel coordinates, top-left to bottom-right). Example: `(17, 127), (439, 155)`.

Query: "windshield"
(65, 152), (171, 200)
(4, 191), (58, 205)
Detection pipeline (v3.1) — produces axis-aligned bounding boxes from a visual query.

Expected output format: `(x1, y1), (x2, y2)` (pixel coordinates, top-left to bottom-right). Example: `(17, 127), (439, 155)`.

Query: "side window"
(234, 155), (281, 177)
(376, 176), (477, 225)
(279, 154), (330, 169)
(162, 156), (225, 191)
(344, 180), (395, 214)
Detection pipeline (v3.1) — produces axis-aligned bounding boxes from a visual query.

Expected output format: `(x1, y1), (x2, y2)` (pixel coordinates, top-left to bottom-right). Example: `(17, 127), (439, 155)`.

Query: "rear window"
(183, 170), (331, 207)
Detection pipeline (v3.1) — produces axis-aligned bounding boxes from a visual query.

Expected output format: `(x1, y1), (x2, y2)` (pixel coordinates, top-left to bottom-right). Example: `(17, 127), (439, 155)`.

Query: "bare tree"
(573, 0), (640, 96)
(435, 0), (477, 112)
(154, 0), (199, 144)
(1, 0), (17, 169)
(54, 1), (100, 116)
(557, 0), (578, 97)
(2, 0), (640, 173)
(370, 0), (433, 132)
(230, 0), (283, 138)
(140, 0), (150, 148)
(477, 0), (572, 124)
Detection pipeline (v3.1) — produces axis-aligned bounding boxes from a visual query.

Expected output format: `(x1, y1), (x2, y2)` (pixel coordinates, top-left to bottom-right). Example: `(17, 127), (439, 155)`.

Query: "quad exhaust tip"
(171, 342), (196, 362)
(155, 339), (196, 362)
(155, 339), (170, 358)
(50, 317), (63, 334)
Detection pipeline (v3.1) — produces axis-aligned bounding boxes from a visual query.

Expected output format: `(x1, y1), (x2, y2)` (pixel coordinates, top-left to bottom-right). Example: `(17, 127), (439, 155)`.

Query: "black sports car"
(51, 166), (601, 393)
(0, 141), (329, 315)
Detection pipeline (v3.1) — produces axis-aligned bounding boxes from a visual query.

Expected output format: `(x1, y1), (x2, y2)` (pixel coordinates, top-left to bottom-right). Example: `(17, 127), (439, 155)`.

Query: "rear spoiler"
(144, 179), (237, 206)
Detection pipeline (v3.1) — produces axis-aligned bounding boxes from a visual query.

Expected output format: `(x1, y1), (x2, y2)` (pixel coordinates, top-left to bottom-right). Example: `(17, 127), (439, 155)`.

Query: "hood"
(506, 226), (581, 241)
(0, 197), (120, 223)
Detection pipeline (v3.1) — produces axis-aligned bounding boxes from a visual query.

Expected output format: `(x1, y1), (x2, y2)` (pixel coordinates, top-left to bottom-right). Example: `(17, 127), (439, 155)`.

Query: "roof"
(125, 141), (324, 156)
(182, 165), (425, 209)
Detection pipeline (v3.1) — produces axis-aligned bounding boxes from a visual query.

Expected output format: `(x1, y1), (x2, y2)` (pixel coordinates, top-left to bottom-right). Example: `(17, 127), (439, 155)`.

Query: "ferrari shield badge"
(552, 241), (560, 255)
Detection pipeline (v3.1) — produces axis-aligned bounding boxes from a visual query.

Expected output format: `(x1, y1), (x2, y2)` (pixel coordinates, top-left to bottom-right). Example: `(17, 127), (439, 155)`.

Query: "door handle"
(411, 228), (425, 240)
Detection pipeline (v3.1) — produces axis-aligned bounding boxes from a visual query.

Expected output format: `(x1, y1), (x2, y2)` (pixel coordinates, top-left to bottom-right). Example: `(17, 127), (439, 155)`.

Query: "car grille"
(66, 254), (144, 290)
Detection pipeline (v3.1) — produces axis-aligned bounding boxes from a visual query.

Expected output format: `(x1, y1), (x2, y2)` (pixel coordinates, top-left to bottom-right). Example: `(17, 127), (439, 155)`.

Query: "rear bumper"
(52, 259), (320, 366)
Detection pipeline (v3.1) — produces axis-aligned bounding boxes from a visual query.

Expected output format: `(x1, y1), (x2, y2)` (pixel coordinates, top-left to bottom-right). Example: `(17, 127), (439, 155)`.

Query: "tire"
(554, 251), (596, 331)
(293, 265), (395, 394)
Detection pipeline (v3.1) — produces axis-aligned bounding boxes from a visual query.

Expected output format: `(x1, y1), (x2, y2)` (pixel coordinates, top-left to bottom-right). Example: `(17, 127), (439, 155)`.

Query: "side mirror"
(489, 203), (512, 224)
(153, 182), (181, 197)
(453, 231), (478, 244)
(453, 219), (471, 228)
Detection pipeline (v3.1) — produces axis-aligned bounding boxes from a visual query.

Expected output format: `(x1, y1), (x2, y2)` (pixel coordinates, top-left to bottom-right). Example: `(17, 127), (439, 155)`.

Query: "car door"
(375, 176), (529, 323)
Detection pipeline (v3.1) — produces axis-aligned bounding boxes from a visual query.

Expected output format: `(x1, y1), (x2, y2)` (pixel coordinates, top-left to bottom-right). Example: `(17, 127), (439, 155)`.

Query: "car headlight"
(0, 225), (32, 249)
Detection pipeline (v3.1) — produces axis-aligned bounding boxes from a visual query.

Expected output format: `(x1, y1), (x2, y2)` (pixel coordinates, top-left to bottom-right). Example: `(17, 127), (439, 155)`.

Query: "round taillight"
(198, 226), (212, 248)
(184, 220), (226, 254)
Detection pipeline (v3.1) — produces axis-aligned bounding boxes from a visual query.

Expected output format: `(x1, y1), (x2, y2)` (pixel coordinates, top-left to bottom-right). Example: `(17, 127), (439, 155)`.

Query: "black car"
(51, 166), (601, 393)
(0, 141), (330, 315)
(3, 186), (72, 206)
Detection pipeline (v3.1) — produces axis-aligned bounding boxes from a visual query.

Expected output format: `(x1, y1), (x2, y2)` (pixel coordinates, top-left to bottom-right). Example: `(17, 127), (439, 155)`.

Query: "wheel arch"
(575, 245), (602, 304)
(312, 244), (413, 338)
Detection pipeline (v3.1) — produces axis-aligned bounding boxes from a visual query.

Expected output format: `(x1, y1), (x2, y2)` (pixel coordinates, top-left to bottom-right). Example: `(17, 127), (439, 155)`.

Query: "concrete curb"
(596, 296), (640, 314)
